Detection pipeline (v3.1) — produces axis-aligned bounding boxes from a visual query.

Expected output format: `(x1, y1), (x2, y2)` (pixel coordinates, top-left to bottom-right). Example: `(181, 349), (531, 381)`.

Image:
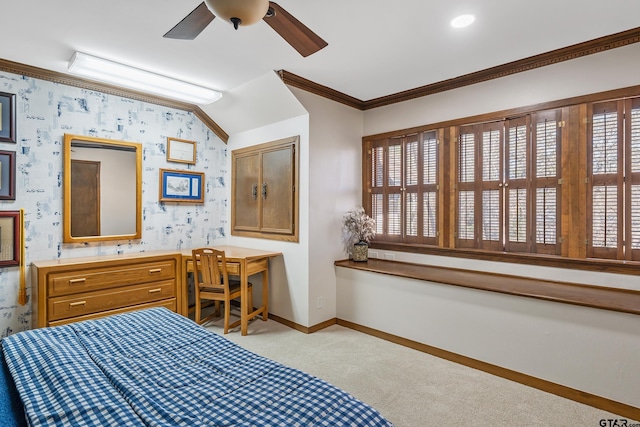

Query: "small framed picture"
(166, 137), (196, 165)
(0, 150), (16, 200)
(0, 92), (16, 143)
(159, 168), (204, 203)
(0, 210), (20, 267)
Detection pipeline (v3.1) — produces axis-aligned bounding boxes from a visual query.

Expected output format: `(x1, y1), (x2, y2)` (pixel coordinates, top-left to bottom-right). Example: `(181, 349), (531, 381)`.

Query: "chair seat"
(200, 280), (242, 294)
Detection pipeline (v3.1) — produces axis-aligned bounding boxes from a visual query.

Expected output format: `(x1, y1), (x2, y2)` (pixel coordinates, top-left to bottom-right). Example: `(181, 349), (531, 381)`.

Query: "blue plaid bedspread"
(1, 308), (394, 427)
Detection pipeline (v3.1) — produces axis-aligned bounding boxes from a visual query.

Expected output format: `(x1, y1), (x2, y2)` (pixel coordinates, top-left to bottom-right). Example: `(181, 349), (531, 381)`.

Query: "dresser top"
(31, 250), (179, 268)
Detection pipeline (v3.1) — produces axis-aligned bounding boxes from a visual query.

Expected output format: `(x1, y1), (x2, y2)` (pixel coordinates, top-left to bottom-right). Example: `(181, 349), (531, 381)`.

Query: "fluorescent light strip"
(68, 52), (222, 105)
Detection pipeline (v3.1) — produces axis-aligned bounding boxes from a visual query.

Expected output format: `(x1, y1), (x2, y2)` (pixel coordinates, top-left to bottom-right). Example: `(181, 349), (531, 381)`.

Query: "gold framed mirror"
(63, 134), (142, 243)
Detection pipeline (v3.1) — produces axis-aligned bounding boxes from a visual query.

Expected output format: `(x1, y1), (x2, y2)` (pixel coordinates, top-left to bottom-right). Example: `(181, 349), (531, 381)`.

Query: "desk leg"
(241, 261), (249, 336)
(262, 268), (269, 321)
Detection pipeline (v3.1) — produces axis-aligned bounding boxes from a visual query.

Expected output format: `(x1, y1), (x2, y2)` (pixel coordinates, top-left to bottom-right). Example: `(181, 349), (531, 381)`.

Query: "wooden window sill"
(334, 258), (640, 316)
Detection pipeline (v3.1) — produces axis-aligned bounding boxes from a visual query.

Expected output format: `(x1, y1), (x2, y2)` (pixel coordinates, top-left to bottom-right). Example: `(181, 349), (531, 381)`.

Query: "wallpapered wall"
(0, 71), (229, 337)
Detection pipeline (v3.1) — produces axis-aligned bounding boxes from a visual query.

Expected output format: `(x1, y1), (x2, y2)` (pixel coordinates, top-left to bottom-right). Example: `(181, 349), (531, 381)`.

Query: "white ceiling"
(2, 0), (640, 103)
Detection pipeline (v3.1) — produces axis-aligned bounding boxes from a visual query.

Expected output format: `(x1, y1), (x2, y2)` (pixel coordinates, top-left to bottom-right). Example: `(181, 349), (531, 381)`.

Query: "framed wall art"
(0, 92), (16, 143)
(0, 210), (20, 267)
(166, 137), (196, 165)
(159, 168), (204, 203)
(0, 150), (16, 200)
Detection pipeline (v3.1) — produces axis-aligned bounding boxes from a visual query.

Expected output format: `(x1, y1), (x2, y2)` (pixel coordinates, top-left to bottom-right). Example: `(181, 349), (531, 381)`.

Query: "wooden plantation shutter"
(588, 101), (623, 259)
(387, 138), (403, 239)
(480, 122), (504, 251)
(456, 122), (503, 249)
(457, 126), (476, 248)
(422, 131), (438, 245)
(366, 132), (439, 244)
(370, 142), (384, 235)
(625, 98), (640, 260)
(504, 116), (530, 253)
(532, 109), (562, 255)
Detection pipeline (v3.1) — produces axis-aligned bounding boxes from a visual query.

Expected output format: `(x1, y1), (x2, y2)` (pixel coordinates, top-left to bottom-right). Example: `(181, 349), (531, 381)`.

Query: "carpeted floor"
(203, 314), (635, 427)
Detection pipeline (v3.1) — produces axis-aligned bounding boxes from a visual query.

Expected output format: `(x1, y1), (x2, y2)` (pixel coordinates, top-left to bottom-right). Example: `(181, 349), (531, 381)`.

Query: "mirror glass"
(63, 134), (142, 243)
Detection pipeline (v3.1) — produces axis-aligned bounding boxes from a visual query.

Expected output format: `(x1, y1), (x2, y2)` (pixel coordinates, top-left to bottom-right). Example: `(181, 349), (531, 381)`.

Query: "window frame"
(362, 84), (640, 275)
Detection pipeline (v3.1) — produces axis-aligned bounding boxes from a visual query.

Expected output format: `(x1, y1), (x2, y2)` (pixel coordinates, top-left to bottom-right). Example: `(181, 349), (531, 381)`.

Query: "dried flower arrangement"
(342, 206), (376, 256)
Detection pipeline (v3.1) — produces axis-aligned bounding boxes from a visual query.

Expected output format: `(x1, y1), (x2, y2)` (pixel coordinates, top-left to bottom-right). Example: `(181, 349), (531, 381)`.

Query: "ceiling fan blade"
(263, 2), (328, 57)
(164, 2), (215, 40)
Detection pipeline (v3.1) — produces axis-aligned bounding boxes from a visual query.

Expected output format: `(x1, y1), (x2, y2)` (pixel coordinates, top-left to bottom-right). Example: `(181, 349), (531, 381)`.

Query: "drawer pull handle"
(149, 268), (162, 274)
(148, 288), (162, 294)
(69, 278), (87, 284)
(69, 301), (86, 307)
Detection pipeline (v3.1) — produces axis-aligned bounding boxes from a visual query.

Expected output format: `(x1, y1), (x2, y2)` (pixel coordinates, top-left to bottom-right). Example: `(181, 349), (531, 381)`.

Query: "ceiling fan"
(164, 0), (328, 57)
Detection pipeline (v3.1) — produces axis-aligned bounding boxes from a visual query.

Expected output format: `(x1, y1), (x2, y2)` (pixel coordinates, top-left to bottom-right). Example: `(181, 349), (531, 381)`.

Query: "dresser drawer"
(48, 280), (176, 321)
(48, 261), (176, 296)
(48, 299), (177, 327)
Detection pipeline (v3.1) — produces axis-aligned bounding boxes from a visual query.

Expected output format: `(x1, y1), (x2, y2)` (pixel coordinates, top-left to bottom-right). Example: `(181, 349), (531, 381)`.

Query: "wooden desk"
(181, 246), (281, 335)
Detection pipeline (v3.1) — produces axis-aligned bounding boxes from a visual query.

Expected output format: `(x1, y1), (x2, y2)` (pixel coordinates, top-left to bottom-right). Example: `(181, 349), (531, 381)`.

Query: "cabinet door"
(261, 144), (294, 235)
(233, 153), (261, 231)
(231, 136), (299, 242)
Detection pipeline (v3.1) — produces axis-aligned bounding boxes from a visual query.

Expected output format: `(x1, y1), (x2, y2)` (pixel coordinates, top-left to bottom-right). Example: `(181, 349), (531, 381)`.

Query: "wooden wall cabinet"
(232, 136), (299, 242)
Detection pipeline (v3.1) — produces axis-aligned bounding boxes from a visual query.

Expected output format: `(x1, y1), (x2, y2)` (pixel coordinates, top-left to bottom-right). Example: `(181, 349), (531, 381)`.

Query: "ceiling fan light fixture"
(205, 0), (269, 28)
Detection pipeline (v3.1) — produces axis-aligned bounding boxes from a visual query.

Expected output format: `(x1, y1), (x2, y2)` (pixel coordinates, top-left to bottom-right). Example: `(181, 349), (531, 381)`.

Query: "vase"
(352, 241), (369, 262)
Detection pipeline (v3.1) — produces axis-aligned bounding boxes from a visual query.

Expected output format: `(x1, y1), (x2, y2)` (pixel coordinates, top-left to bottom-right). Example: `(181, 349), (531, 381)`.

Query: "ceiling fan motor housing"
(204, 0), (269, 27)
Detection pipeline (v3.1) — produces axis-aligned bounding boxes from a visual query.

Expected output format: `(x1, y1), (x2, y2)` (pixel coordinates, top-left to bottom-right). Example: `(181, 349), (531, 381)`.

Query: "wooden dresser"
(31, 251), (183, 328)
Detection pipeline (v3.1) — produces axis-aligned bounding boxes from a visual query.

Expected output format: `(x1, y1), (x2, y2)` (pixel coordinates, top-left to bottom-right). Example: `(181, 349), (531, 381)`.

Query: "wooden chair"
(192, 248), (252, 333)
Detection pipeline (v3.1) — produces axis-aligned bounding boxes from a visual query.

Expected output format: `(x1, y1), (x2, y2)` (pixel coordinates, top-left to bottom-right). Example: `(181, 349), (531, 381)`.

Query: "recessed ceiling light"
(451, 14), (475, 28)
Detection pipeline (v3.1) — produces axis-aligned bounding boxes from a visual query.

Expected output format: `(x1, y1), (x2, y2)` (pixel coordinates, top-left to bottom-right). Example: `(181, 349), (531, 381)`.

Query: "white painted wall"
(364, 42), (640, 136)
(336, 265), (640, 408)
(288, 87), (364, 326)
(332, 41), (640, 408)
(224, 73), (311, 326)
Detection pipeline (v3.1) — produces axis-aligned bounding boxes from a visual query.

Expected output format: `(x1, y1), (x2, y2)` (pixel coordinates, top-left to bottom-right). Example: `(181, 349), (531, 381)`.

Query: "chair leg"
(223, 299), (231, 334)
(195, 299), (201, 325)
(214, 301), (221, 317)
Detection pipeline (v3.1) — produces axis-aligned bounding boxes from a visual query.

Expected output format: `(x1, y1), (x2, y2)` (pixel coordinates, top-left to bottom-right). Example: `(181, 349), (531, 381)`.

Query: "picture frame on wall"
(0, 92), (16, 143)
(159, 168), (204, 203)
(166, 137), (196, 165)
(0, 210), (20, 267)
(0, 150), (16, 200)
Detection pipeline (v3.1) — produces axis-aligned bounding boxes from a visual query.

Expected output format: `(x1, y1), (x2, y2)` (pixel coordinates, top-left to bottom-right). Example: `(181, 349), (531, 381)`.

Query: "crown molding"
(0, 57), (229, 143)
(281, 26), (640, 111)
(277, 70), (365, 110)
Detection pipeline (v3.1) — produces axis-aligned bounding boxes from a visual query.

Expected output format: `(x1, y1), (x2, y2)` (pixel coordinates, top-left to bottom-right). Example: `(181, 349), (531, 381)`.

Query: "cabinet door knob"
(252, 184), (258, 200)
(262, 182), (268, 199)
(69, 301), (86, 307)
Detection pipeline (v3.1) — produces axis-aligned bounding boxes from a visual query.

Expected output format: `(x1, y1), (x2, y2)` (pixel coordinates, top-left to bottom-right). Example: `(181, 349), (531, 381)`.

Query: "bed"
(1, 307), (394, 426)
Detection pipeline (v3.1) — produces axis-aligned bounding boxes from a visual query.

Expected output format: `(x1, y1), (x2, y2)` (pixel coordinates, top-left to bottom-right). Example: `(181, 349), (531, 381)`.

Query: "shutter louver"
(631, 185), (640, 250)
(388, 193), (401, 235)
(406, 192), (418, 236)
(372, 193), (383, 235)
(372, 146), (384, 188)
(388, 144), (402, 186)
(482, 190), (500, 241)
(536, 121), (557, 178)
(423, 134), (437, 185)
(536, 187), (557, 244)
(509, 125), (527, 180)
(509, 188), (527, 243)
(458, 191), (474, 240)
(482, 130), (501, 181)
(592, 111), (618, 175)
(423, 191), (436, 238)
(459, 133), (474, 182)
(406, 141), (418, 186)
(592, 185), (618, 248)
